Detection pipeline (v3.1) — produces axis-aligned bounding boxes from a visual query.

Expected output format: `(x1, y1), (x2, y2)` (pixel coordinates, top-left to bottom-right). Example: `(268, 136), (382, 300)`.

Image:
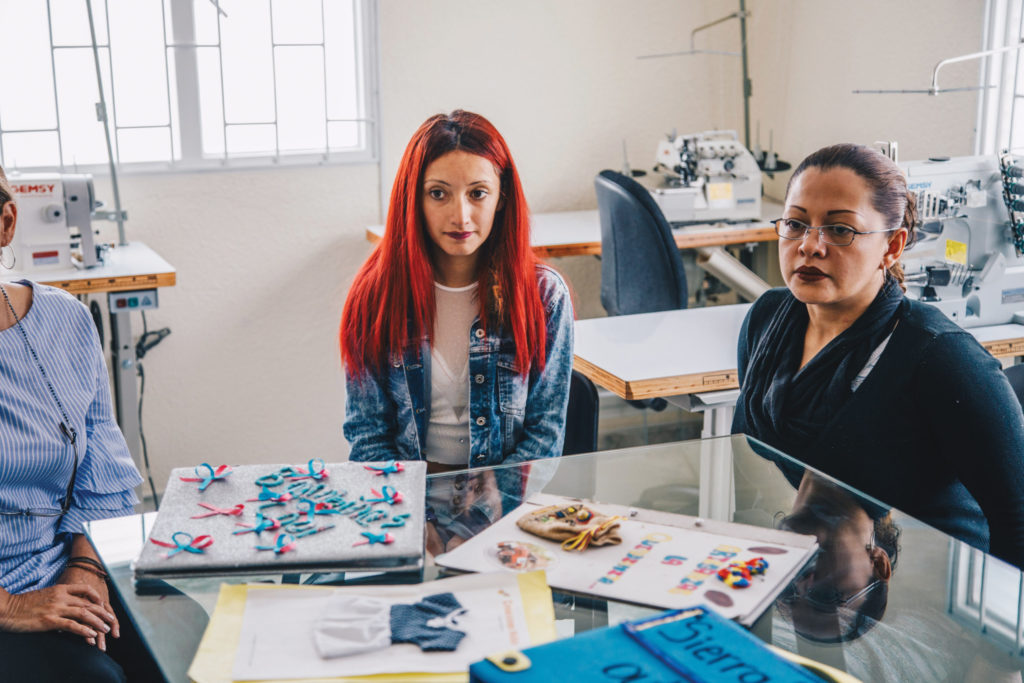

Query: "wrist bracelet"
(68, 556), (105, 572)
(66, 562), (108, 580)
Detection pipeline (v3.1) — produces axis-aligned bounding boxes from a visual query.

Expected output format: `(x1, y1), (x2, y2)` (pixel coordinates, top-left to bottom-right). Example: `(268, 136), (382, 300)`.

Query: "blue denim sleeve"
(343, 367), (407, 462)
(502, 269), (574, 464)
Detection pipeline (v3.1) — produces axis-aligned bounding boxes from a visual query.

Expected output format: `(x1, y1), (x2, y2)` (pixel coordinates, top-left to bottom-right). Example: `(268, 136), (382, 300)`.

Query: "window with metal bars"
(0, 0), (379, 172)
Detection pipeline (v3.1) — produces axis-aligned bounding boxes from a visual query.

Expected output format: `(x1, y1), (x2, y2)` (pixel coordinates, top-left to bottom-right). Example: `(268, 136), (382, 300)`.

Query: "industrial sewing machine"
(901, 154), (1024, 328)
(650, 129), (762, 224)
(6, 172), (111, 272)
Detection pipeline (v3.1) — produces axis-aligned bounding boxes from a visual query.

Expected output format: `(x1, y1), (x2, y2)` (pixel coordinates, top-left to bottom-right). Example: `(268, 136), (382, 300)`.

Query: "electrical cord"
(89, 300), (104, 347)
(136, 363), (159, 509)
(136, 311), (170, 509)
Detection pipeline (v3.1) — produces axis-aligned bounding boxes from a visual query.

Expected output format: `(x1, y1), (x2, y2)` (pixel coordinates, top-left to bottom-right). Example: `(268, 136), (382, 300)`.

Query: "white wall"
(377, 0), (749, 318)
(86, 0), (986, 490)
(748, 0), (986, 198)
(92, 164), (379, 488)
(378, 1), (745, 212)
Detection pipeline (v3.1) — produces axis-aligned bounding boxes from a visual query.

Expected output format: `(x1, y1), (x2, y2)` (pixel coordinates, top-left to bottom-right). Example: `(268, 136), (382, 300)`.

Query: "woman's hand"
(57, 566), (119, 650)
(466, 470), (503, 518)
(444, 533), (469, 552)
(426, 521), (445, 557)
(0, 582), (117, 647)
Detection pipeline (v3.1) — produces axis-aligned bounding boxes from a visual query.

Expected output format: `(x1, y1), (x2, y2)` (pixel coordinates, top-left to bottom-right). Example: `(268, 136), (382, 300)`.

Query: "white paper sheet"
(437, 495), (818, 626)
(231, 572), (535, 681)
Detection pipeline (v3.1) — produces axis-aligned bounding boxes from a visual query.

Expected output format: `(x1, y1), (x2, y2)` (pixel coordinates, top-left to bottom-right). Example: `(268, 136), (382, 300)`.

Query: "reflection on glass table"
(86, 435), (1024, 683)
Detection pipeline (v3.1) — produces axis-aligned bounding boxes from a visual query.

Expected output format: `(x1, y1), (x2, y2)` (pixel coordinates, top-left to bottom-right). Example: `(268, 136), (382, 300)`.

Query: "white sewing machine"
(649, 129), (762, 224)
(6, 173), (109, 272)
(901, 155), (1024, 328)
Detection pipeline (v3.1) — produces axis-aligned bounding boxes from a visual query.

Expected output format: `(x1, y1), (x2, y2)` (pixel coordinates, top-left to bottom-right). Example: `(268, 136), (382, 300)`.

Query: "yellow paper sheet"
(188, 571), (555, 683)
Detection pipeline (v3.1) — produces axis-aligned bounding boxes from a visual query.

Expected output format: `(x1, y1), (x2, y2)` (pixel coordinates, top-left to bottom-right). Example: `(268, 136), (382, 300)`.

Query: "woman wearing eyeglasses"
(733, 144), (1024, 569)
(0, 167), (145, 681)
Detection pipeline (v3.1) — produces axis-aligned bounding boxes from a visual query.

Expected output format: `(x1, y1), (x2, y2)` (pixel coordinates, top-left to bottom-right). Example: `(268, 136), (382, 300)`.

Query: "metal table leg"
(109, 308), (141, 469)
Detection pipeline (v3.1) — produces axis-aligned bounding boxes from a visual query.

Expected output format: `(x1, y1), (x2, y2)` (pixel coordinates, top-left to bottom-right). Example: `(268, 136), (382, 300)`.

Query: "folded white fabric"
(313, 594), (392, 659)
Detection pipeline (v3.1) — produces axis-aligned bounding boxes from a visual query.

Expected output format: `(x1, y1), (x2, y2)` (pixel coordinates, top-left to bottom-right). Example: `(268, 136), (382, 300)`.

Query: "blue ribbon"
(233, 512), (279, 535)
(163, 531), (212, 557)
(382, 513), (411, 528)
(180, 463), (232, 491)
(299, 498), (341, 518)
(363, 486), (401, 505)
(287, 458), (328, 481)
(255, 533), (296, 554)
(364, 461), (404, 477)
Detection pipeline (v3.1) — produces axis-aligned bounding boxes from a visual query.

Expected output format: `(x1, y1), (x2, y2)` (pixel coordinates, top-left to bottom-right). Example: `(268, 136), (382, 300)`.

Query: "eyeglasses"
(773, 218), (898, 247)
(0, 423), (79, 519)
(782, 578), (882, 613)
(778, 547), (882, 613)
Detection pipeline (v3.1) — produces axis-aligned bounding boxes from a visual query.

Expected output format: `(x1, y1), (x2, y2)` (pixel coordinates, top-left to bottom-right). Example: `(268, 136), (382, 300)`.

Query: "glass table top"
(86, 435), (1024, 682)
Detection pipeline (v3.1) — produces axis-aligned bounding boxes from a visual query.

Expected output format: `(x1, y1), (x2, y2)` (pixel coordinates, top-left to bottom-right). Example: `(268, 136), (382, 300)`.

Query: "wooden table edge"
(982, 337), (1024, 358)
(367, 226), (777, 257)
(39, 271), (177, 295)
(674, 225), (778, 249)
(574, 355), (740, 400)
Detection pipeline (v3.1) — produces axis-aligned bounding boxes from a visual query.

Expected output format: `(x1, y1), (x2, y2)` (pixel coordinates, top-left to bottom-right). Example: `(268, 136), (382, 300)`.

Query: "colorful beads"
(716, 557), (769, 589)
(717, 565), (752, 588)
(745, 556), (769, 575)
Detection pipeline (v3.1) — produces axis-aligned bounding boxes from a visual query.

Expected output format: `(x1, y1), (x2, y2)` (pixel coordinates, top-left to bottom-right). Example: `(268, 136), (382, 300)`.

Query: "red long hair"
(341, 110), (546, 377)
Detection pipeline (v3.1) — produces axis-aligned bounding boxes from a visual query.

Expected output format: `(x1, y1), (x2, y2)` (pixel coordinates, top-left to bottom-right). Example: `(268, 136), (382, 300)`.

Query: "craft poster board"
(134, 462), (425, 579)
(187, 572), (556, 683)
(436, 494), (818, 626)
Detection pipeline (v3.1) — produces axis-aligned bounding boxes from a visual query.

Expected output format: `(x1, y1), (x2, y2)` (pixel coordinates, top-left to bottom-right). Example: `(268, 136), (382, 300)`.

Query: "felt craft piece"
(312, 592), (467, 659)
(515, 503), (622, 549)
(390, 592), (467, 651)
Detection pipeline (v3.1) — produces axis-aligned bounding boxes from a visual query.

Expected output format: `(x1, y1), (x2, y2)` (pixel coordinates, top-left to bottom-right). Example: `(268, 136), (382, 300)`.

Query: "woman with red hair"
(341, 111), (573, 548)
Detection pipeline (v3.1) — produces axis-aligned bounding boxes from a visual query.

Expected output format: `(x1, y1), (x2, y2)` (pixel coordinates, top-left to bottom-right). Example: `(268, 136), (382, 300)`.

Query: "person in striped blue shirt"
(0, 166), (144, 682)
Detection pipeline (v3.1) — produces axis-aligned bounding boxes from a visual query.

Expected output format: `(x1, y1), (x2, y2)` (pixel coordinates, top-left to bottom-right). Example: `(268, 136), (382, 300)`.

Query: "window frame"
(975, 0), (1024, 155)
(948, 540), (1024, 656)
(0, 0), (381, 175)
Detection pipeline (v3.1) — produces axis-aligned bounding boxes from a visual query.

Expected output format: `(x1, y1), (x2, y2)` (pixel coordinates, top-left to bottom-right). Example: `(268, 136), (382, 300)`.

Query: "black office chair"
(1004, 364), (1024, 406)
(562, 370), (600, 455)
(594, 170), (688, 413)
(594, 169), (688, 316)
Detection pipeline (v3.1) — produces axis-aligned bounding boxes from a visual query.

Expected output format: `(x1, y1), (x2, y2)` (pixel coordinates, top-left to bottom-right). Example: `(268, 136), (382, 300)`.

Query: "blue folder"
(470, 606), (831, 683)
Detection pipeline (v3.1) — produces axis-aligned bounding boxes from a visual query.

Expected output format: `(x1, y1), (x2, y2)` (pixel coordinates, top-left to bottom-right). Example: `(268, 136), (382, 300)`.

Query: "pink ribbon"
(191, 502), (245, 519)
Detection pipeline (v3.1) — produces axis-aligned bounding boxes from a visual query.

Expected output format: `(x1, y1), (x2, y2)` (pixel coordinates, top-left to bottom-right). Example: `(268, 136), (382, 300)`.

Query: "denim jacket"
(344, 265), (574, 467)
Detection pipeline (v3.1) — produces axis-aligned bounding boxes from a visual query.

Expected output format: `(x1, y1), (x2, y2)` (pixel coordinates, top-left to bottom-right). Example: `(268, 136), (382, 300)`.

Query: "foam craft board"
(134, 461), (425, 579)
